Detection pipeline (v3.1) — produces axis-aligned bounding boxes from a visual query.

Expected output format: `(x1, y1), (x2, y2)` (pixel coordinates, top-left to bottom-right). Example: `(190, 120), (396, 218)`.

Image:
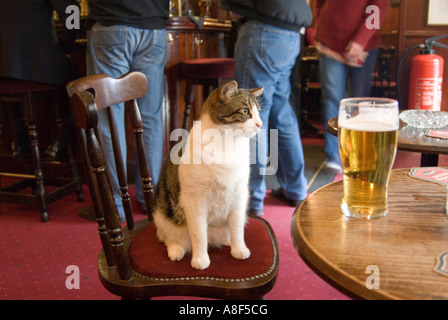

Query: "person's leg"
(234, 21), (269, 212)
(86, 23), (134, 219)
(270, 84), (308, 203)
(130, 28), (167, 209)
(347, 48), (379, 97)
(234, 21), (307, 211)
(319, 55), (348, 166)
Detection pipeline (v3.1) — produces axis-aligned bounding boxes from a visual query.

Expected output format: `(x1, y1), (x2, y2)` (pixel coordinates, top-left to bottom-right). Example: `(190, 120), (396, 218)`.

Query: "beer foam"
(339, 114), (399, 132)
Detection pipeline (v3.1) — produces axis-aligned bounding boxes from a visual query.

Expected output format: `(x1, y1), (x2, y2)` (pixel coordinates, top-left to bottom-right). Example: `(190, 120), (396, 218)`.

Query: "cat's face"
(204, 81), (263, 137)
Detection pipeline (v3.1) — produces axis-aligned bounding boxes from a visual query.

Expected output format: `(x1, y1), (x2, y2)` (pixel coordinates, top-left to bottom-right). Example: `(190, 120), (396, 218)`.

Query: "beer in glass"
(338, 98), (399, 219)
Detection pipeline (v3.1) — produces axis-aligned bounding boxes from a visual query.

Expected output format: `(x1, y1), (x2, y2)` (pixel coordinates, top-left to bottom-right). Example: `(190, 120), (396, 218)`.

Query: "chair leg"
(23, 93), (49, 222)
(50, 94), (84, 202)
(183, 80), (195, 131)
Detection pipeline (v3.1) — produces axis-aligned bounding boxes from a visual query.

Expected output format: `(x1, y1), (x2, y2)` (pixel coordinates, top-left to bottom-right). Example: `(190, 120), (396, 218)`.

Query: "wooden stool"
(298, 53), (322, 137)
(371, 45), (397, 98)
(0, 78), (83, 222)
(180, 58), (234, 130)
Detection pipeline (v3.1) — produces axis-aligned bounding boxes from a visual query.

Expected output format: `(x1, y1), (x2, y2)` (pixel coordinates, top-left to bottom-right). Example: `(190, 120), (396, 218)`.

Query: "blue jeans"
(319, 49), (378, 164)
(87, 23), (167, 217)
(234, 21), (308, 211)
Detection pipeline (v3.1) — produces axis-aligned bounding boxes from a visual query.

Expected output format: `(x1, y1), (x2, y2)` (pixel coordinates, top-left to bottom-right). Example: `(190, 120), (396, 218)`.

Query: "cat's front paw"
(191, 255), (210, 270)
(167, 243), (185, 261)
(231, 246), (251, 260)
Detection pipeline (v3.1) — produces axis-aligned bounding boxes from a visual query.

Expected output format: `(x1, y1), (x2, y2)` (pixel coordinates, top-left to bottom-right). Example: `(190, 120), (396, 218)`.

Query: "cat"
(153, 80), (263, 270)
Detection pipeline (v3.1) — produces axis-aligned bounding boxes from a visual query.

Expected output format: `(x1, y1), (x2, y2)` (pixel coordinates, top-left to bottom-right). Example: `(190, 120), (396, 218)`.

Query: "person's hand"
(344, 41), (364, 59)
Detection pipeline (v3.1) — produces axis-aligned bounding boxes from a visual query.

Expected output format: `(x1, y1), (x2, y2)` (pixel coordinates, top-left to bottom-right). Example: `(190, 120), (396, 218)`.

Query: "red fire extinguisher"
(397, 35), (448, 110)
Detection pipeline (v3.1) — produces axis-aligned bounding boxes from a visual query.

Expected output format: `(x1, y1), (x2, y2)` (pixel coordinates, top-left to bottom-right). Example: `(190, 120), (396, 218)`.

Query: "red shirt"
(313, 0), (389, 52)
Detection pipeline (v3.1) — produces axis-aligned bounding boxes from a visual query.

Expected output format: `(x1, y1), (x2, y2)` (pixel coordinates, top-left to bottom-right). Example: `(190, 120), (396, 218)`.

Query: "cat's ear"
(249, 87), (264, 97)
(219, 81), (238, 101)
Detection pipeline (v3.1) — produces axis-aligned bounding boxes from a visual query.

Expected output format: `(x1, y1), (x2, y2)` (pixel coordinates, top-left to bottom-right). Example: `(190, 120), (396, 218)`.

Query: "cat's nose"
(256, 120), (263, 128)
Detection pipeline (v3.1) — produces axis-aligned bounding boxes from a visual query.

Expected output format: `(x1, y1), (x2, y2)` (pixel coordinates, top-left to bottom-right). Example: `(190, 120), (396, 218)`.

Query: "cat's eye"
(241, 108), (249, 115)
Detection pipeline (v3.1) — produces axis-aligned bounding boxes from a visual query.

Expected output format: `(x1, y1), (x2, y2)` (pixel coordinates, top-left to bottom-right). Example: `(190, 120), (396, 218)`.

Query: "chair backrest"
(66, 72), (152, 280)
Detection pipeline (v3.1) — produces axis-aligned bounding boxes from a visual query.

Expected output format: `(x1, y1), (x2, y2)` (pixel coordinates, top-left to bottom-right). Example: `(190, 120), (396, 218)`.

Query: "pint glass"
(338, 98), (399, 219)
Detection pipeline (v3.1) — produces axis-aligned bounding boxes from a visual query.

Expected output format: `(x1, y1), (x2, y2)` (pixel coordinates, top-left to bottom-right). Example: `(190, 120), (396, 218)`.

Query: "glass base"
(341, 203), (388, 220)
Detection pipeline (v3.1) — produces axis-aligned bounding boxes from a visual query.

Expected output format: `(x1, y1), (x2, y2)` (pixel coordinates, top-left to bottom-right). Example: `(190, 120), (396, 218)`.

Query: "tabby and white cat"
(153, 80), (263, 270)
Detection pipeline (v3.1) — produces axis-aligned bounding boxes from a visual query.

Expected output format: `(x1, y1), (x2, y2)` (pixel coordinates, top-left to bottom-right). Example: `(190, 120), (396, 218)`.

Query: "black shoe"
(271, 188), (303, 207)
(44, 140), (66, 161)
(45, 143), (59, 159)
(247, 208), (264, 217)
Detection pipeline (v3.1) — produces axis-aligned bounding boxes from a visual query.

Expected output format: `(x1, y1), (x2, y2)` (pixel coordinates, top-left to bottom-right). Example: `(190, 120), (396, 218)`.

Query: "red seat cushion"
(128, 217), (276, 280)
(180, 58), (234, 80)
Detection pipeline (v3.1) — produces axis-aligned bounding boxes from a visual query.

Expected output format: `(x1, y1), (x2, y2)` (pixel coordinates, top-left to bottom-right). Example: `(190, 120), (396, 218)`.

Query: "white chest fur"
(179, 114), (251, 223)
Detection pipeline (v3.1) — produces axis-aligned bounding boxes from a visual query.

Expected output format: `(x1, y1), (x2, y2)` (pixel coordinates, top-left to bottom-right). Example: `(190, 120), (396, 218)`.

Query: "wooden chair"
(66, 72), (153, 230)
(180, 58), (234, 130)
(66, 72), (279, 300)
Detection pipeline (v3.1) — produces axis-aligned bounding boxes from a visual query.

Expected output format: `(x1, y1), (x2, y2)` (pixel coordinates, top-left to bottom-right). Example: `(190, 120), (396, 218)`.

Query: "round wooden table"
(291, 168), (448, 300)
(328, 116), (448, 166)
